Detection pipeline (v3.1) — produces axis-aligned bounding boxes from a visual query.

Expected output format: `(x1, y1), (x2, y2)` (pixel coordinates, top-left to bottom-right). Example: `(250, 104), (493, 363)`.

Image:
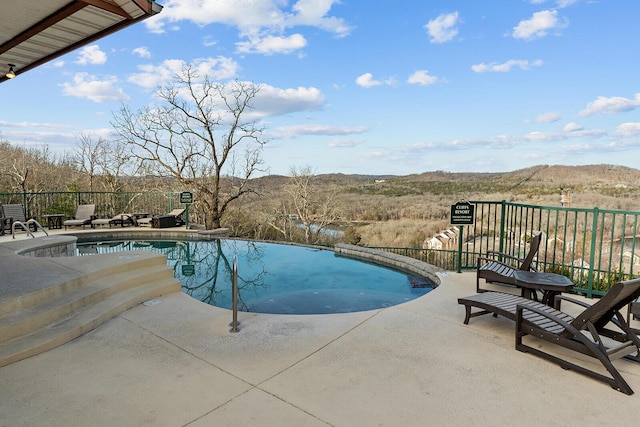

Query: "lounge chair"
(63, 204), (96, 229)
(516, 278), (640, 395)
(476, 231), (543, 293)
(91, 213), (134, 228)
(1, 203), (37, 234)
(137, 208), (185, 228)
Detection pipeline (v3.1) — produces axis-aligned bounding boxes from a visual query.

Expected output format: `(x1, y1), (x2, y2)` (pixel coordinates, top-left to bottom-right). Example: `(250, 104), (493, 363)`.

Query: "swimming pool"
(76, 239), (434, 314)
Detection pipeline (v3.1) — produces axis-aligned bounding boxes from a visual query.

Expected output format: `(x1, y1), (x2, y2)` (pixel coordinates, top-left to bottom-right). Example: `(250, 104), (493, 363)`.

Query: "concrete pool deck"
(2, 228), (640, 426)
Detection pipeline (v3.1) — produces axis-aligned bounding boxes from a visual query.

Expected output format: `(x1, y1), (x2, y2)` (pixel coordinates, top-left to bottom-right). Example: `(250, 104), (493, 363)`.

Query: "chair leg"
(516, 319), (635, 395)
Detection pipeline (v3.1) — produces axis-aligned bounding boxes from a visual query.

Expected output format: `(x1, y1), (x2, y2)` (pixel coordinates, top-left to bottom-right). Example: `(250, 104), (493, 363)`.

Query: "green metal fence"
(373, 201), (640, 297)
(3, 193), (638, 297)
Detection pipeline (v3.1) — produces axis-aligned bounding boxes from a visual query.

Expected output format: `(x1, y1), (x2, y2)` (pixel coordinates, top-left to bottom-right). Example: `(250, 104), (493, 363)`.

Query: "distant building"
(425, 227), (458, 249)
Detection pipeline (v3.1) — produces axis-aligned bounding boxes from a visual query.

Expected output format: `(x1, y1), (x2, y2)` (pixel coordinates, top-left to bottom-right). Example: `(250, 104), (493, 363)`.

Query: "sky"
(2, 0), (640, 176)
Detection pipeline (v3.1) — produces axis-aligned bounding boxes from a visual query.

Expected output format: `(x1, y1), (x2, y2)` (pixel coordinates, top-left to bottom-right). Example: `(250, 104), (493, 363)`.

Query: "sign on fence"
(180, 191), (193, 204)
(450, 201), (475, 225)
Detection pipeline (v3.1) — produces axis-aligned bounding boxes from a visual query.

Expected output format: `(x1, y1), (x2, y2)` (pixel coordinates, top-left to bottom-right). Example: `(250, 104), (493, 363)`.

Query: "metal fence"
(373, 201), (640, 297)
(3, 193), (638, 297)
(0, 191), (182, 222)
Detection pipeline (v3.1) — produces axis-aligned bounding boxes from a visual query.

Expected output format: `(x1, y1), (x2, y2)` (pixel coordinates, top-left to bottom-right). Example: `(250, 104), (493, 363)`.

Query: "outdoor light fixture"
(6, 64), (16, 79)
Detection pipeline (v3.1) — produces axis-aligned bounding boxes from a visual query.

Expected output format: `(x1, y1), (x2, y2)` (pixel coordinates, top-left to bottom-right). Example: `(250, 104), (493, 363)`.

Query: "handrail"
(230, 255), (240, 332)
(11, 219), (49, 239)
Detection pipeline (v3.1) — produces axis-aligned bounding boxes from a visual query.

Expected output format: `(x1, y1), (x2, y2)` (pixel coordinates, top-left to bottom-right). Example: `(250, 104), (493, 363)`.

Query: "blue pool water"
(76, 240), (434, 314)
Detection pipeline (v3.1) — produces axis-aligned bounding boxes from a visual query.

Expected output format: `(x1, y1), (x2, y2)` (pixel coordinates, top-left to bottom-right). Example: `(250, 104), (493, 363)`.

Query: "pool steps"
(0, 245), (180, 367)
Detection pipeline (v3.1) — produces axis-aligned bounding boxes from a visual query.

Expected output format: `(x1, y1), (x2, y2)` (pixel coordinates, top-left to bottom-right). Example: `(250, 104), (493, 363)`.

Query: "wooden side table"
(43, 214), (65, 229)
(513, 271), (574, 308)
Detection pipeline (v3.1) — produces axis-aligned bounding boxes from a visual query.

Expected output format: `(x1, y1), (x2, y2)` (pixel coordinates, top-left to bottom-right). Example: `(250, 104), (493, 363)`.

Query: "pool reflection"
(76, 240), (433, 314)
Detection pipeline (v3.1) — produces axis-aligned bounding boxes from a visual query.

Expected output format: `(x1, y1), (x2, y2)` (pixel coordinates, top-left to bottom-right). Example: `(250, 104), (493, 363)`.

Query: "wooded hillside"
(236, 164), (640, 247)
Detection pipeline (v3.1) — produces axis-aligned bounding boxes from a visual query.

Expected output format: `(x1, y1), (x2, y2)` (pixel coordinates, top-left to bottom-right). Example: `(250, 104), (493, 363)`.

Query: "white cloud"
(274, 124), (368, 139)
(203, 36), (217, 47)
(425, 12), (460, 44)
(447, 125), (605, 151)
(512, 10), (566, 40)
(61, 73), (129, 103)
(128, 59), (184, 88)
(289, 0), (352, 36)
(132, 47), (151, 58)
(354, 73), (396, 88)
(0, 120), (73, 129)
(579, 93), (640, 116)
(236, 33), (307, 55)
(128, 57), (239, 88)
(529, 112), (561, 123)
(329, 138), (365, 148)
(556, 0), (578, 7)
(356, 73), (382, 88)
(75, 45), (107, 65)
(407, 70), (439, 86)
(563, 122), (583, 132)
(528, 0), (577, 6)
(145, 0), (352, 52)
(471, 59), (543, 73)
(253, 84), (326, 117)
(614, 122), (640, 137)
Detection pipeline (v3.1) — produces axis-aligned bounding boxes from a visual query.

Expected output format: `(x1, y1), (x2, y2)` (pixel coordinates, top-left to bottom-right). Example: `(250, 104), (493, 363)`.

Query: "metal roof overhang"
(0, 0), (162, 83)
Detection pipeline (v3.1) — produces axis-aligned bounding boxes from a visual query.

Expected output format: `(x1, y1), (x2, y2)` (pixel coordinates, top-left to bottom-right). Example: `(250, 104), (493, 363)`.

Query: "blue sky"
(2, 0), (640, 176)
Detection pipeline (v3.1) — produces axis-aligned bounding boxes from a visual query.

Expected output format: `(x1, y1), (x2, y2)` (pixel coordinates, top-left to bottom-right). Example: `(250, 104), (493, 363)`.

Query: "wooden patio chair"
(1, 204), (37, 234)
(91, 213), (134, 228)
(137, 208), (185, 227)
(63, 204), (96, 229)
(516, 278), (640, 395)
(476, 231), (543, 293)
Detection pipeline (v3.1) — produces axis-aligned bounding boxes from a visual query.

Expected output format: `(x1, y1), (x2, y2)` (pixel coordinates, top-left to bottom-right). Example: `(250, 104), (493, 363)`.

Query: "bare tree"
(0, 141), (65, 193)
(111, 65), (267, 229)
(73, 133), (107, 193)
(286, 166), (341, 244)
(73, 133), (137, 193)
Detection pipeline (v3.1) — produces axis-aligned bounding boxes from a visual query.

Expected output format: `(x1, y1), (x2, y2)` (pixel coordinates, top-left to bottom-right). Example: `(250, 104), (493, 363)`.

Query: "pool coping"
(67, 230), (442, 286)
(334, 243), (442, 287)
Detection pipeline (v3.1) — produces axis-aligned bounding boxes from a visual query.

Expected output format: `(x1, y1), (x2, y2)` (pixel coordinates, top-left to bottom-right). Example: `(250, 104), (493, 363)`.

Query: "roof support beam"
(79, 0), (132, 19)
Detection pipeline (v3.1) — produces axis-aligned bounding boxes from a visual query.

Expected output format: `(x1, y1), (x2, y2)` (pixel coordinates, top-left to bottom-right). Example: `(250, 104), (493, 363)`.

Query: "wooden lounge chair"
(458, 290), (566, 325)
(91, 213), (134, 228)
(516, 278), (640, 395)
(476, 231), (543, 293)
(137, 208), (185, 228)
(1, 203), (37, 234)
(63, 204), (96, 229)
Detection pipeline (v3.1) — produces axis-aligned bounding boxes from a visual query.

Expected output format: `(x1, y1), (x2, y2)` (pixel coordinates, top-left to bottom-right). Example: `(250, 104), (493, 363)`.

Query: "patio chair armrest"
(485, 250), (523, 260)
(554, 295), (591, 310)
(482, 251), (524, 264)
